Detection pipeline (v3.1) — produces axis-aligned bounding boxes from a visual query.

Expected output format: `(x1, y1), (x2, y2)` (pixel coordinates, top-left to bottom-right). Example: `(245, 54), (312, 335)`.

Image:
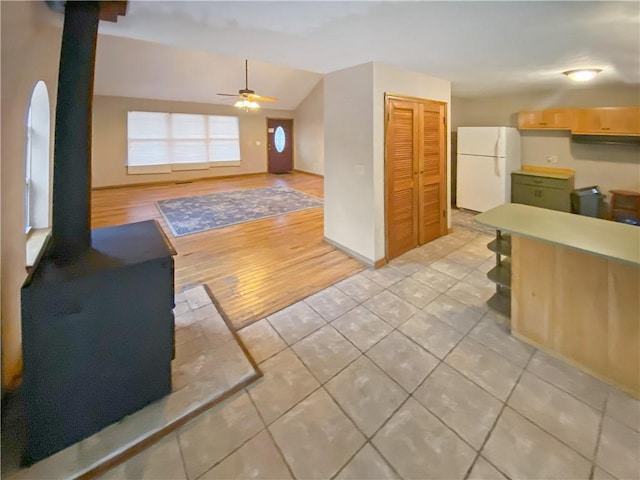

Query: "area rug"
(156, 185), (323, 237)
(4, 285), (261, 480)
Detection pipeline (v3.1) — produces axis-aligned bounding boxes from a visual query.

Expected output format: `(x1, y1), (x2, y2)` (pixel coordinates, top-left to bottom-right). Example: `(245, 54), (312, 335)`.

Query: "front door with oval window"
(267, 118), (293, 173)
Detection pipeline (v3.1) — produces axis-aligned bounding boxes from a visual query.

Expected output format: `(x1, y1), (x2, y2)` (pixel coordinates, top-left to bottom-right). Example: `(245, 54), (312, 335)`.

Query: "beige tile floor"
(98, 210), (640, 480)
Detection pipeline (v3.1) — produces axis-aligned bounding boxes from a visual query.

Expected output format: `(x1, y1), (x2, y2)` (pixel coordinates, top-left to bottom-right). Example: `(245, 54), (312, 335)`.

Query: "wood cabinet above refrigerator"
(518, 109), (574, 130)
(517, 106), (640, 136)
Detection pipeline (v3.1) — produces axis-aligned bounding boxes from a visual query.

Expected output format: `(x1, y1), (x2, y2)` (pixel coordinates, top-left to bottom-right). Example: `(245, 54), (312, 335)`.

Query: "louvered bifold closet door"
(386, 99), (420, 259)
(419, 102), (447, 244)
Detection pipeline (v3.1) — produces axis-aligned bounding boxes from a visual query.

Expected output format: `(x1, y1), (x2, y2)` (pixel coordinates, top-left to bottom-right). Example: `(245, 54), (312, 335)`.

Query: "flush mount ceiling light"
(562, 69), (602, 82)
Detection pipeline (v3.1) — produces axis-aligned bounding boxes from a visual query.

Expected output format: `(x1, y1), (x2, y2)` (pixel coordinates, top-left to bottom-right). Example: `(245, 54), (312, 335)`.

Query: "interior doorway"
(385, 94), (448, 260)
(267, 118), (293, 173)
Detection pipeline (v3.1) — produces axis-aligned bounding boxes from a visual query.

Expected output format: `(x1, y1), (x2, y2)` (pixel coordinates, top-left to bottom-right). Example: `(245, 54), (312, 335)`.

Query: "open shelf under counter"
(487, 289), (511, 318)
(487, 234), (512, 256)
(487, 258), (511, 288)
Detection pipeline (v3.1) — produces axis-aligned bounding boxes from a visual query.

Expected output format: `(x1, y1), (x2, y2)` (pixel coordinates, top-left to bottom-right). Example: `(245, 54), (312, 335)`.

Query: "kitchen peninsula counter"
(476, 204), (640, 397)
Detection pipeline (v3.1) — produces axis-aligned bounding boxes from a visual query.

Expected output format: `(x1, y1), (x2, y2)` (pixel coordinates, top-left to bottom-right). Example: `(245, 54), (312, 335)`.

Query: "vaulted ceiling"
(93, 1), (640, 110)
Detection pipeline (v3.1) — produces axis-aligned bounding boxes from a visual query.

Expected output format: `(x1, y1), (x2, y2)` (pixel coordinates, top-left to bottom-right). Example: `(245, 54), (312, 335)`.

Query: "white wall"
(294, 79), (324, 175)
(324, 62), (451, 264)
(451, 86), (640, 197)
(324, 63), (375, 262)
(372, 63), (451, 261)
(1, 1), (61, 388)
(92, 95), (294, 188)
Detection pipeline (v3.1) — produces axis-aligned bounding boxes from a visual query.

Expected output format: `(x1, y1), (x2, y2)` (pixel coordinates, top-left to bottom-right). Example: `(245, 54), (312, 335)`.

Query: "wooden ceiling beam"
(98, 1), (128, 22)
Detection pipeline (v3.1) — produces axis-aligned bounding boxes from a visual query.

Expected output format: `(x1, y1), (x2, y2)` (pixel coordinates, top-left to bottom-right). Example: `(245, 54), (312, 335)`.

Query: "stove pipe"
(49, 1), (100, 261)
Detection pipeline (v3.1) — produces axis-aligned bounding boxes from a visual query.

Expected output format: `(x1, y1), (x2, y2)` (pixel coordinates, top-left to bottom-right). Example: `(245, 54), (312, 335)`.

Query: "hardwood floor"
(91, 172), (365, 329)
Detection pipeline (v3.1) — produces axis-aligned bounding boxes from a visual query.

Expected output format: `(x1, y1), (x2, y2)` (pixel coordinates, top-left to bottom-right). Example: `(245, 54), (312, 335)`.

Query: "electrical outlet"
(546, 155), (558, 164)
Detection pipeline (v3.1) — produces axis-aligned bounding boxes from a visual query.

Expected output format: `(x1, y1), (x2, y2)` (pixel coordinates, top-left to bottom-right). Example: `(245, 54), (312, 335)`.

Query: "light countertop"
(475, 204), (640, 266)
(512, 169), (575, 180)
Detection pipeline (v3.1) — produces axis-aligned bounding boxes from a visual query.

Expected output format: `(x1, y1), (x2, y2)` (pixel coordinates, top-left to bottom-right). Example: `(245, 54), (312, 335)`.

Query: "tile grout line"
(503, 360), (615, 466)
(296, 261), (509, 415)
(175, 433), (191, 480)
(191, 415), (280, 479)
(430, 327), (508, 404)
(367, 440), (406, 480)
(394, 293), (527, 478)
(465, 318), (535, 369)
(309, 270), (624, 438)
(182, 314), (317, 480)
(462, 346), (536, 480)
(258, 329), (403, 480)
(340, 286), (490, 476)
(524, 360), (608, 412)
(523, 355), (610, 414)
(494, 355), (613, 470)
(269, 302), (419, 479)
(589, 390), (610, 480)
(328, 441), (371, 480)
(265, 274), (379, 354)
(244, 392), (298, 480)
(359, 335), (494, 478)
(320, 383), (405, 480)
(260, 225), (489, 478)
(356, 394), (418, 477)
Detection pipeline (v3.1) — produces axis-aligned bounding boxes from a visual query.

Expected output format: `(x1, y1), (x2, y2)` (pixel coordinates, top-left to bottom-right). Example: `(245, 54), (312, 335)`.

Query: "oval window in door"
(274, 126), (286, 153)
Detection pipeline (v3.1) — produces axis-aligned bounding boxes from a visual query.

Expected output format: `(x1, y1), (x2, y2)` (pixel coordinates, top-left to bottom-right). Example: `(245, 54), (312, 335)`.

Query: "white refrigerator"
(456, 126), (521, 212)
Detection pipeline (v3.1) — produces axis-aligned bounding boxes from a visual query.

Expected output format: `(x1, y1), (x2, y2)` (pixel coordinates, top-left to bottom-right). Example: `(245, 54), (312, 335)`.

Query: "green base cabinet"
(511, 170), (575, 212)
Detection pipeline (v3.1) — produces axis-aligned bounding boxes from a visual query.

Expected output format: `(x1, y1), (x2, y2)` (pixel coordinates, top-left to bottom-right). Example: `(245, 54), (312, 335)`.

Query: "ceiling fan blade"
(219, 61), (278, 105)
(248, 94), (278, 102)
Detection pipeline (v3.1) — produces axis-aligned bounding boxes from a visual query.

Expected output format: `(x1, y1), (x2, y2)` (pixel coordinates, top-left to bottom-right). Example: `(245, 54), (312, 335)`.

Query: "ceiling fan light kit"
(218, 59), (278, 110)
(563, 68), (602, 82)
(234, 99), (260, 110)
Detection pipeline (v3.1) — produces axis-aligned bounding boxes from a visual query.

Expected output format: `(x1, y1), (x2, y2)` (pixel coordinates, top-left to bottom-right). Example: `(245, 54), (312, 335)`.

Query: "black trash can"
(571, 186), (605, 218)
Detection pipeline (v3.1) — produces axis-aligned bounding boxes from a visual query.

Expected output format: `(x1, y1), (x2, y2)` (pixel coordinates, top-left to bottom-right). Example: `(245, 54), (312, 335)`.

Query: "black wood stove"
(20, 1), (175, 464)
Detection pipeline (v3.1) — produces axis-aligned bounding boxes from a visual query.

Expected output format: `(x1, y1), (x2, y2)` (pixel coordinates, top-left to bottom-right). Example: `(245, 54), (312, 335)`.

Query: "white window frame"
(126, 111), (241, 175)
(25, 105), (33, 234)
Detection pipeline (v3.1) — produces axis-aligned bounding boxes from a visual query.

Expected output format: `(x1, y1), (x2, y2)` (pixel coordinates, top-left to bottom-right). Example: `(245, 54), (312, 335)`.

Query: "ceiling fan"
(217, 59), (278, 109)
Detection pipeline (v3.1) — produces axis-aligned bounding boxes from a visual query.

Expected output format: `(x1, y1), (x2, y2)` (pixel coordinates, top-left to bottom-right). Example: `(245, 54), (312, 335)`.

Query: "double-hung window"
(127, 111), (241, 174)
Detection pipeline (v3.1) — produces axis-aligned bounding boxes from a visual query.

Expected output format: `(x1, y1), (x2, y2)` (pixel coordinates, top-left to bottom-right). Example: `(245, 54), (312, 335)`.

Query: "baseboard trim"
(374, 257), (388, 269)
(91, 172), (268, 191)
(323, 237), (384, 269)
(293, 169), (324, 178)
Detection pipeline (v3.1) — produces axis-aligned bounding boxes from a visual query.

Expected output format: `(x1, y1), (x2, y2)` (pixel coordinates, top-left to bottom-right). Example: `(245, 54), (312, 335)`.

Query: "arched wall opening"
(25, 80), (51, 233)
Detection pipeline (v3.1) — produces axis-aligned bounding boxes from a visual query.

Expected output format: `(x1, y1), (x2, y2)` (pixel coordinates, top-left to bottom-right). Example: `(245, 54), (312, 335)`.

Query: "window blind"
(127, 111), (241, 174)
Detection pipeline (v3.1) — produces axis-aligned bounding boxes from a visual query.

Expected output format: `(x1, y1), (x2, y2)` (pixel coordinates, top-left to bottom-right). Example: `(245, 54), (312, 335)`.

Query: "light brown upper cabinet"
(572, 107), (640, 135)
(385, 95), (447, 261)
(518, 109), (574, 130)
(517, 106), (640, 136)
